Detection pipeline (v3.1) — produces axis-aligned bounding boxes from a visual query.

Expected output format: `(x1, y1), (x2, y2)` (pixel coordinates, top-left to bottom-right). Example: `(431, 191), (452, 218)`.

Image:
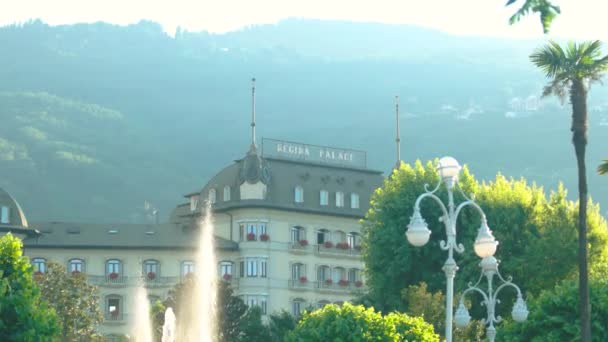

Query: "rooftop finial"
(251, 77), (257, 150)
(395, 95), (401, 166)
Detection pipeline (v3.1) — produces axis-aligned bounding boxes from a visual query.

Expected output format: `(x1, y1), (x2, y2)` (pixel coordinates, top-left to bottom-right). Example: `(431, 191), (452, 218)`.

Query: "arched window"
(190, 195), (199, 211)
(347, 232), (359, 248)
(0, 206), (9, 224)
(348, 268), (361, 283)
(219, 261), (233, 280)
(317, 265), (331, 281)
(208, 188), (217, 204)
(333, 267), (346, 282)
(32, 258), (46, 273)
(335, 230), (347, 244)
(182, 261), (195, 277)
(105, 294), (123, 321)
(319, 190), (329, 206)
(291, 263), (305, 280)
(223, 185), (231, 201)
(68, 258), (85, 273)
(336, 191), (344, 207)
(143, 259), (159, 278)
(106, 259), (121, 275)
(294, 186), (304, 203)
(292, 298), (306, 317)
(351, 193), (360, 209)
(291, 226), (305, 243)
(316, 229), (330, 245)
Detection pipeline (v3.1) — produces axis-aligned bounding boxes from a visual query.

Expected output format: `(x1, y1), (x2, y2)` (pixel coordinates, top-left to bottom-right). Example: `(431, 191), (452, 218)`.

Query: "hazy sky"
(2, 0), (606, 40)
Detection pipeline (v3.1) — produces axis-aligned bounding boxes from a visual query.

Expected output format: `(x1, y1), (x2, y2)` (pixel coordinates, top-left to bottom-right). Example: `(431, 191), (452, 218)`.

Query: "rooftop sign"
(262, 138), (367, 169)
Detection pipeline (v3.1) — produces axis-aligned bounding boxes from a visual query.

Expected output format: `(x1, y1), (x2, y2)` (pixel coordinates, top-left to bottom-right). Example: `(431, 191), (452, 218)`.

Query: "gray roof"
(0, 187), (39, 237)
(179, 149), (384, 220)
(22, 221), (238, 250)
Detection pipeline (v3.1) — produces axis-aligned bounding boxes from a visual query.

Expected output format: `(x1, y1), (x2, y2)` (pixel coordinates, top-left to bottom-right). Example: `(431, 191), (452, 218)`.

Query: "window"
(182, 261), (195, 276)
(320, 190), (329, 206)
(294, 186), (304, 203)
(291, 263), (304, 280)
(244, 295), (268, 315)
(259, 223), (267, 235)
(246, 259), (257, 277)
(239, 221), (268, 241)
(247, 296), (257, 307)
(68, 258), (85, 273)
(190, 195), (199, 211)
(292, 299), (305, 317)
(333, 267), (346, 282)
(260, 259), (267, 278)
(32, 258), (46, 273)
(347, 232), (359, 248)
(106, 259), (121, 275)
(223, 185), (231, 201)
(0, 206), (9, 224)
(291, 226), (305, 242)
(317, 229), (329, 244)
(246, 223), (257, 240)
(351, 193), (360, 209)
(317, 265), (330, 281)
(348, 268), (360, 282)
(106, 295), (122, 320)
(219, 261), (233, 278)
(208, 188), (217, 204)
(239, 261), (245, 278)
(336, 191), (344, 207)
(143, 260), (159, 275)
(260, 296), (268, 314)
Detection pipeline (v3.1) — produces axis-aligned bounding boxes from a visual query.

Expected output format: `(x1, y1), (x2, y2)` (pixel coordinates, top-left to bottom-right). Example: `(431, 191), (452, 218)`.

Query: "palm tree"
(599, 160), (608, 175)
(530, 40), (608, 342)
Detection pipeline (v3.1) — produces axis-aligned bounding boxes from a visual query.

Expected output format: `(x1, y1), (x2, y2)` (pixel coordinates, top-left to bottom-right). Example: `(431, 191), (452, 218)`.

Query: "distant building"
(13, 136), (383, 338)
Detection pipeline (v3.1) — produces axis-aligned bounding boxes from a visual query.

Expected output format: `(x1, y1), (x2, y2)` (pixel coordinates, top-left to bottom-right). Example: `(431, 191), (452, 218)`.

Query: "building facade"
(7, 138), (383, 338)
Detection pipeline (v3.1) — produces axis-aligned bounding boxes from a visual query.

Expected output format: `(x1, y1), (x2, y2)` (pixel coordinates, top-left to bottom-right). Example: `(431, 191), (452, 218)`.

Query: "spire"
(395, 95), (401, 167)
(250, 77), (257, 150)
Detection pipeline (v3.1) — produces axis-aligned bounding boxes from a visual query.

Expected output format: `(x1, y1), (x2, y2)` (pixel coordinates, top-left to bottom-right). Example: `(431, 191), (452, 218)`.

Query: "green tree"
(287, 303), (439, 341)
(499, 278), (608, 341)
(506, 0), (560, 33)
(598, 160), (608, 175)
(362, 161), (608, 314)
(530, 40), (608, 342)
(35, 261), (103, 340)
(238, 306), (271, 342)
(0, 233), (59, 341)
(268, 310), (298, 342)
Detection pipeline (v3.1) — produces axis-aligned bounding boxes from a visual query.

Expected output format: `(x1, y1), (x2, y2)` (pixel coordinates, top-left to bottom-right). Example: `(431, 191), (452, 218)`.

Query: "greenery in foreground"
(287, 302), (439, 342)
(0, 233), (59, 341)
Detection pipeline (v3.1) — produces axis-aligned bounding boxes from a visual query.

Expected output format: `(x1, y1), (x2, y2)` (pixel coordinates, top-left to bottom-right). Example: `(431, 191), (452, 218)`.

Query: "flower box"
(324, 279), (333, 285)
(147, 272), (156, 280)
(355, 280), (363, 288)
(71, 270), (81, 275)
(260, 234), (270, 241)
(109, 272), (119, 279)
(298, 239), (308, 246)
(338, 279), (349, 286)
(299, 276), (307, 283)
(323, 241), (334, 248)
(223, 273), (233, 281)
(337, 242), (350, 250)
(246, 233), (256, 241)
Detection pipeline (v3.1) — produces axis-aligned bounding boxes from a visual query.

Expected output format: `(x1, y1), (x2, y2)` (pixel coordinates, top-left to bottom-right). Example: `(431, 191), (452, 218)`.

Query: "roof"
(180, 149), (384, 219)
(22, 221), (238, 250)
(0, 187), (39, 237)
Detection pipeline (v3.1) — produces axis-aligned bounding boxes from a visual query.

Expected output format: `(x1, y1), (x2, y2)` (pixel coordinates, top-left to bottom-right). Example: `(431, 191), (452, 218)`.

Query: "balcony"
(316, 280), (365, 292)
(288, 279), (315, 291)
(104, 312), (127, 325)
(316, 244), (362, 258)
(143, 276), (179, 288)
(89, 274), (128, 287)
(288, 241), (311, 254)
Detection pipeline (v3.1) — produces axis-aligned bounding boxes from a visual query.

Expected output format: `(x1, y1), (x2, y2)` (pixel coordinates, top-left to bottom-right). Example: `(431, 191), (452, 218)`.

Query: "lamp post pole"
(454, 256), (529, 342)
(406, 157), (499, 342)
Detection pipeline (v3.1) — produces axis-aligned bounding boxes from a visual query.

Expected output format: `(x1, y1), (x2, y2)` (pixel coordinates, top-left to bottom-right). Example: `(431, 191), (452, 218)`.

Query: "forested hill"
(0, 19), (606, 223)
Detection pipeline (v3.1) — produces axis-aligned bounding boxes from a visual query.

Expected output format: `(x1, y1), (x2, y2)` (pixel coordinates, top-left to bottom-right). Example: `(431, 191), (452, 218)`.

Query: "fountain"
(162, 308), (176, 342)
(132, 286), (153, 342)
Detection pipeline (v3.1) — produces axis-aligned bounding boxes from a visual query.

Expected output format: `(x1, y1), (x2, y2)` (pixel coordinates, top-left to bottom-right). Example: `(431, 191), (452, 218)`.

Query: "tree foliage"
(599, 160), (608, 175)
(499, 278), (608, 341)
(506, 0), (561, 33)
(287, 302), (439, 341)
(35, 261), (103, 340)
(362, 161), (608, 313)
(0, 233), (59, 341)
(268, 310), (298, 342)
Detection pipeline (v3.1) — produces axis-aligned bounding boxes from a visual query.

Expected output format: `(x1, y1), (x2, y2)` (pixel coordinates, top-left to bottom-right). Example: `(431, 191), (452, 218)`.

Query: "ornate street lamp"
(454, 254), (528, 342)
(406, 157), (498, 342)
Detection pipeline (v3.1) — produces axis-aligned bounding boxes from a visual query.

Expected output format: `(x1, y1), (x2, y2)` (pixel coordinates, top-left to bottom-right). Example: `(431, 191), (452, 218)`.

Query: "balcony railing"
(143, 276), (179, 288)
(89, 275), (128, 286)
(104, 312), (126, 323)
(288, 279), (315, 290)
(88, 275), (179, 287)
(316, 280), (365, 292)
(288, 241), (311, 253)
(316, 244), (361, 257)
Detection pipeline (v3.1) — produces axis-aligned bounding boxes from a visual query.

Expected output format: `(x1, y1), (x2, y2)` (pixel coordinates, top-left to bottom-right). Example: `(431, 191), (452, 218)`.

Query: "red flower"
(223, 273), (233, 280)
(147, 272), (156, 280)
(71, 270), (81, 275)
(246, 233), (256, 241)
(324, 279), (333, 285)
(339, 279), (349, 286)
(323, 241), (334, 248)
(299, 276), (307, 283)
(109, 272), (119, 279)
(260, 234), (270, 241)
(299, 239), (308, 246)
(355, 280), (363, 288)
(337, 242), (350, 250)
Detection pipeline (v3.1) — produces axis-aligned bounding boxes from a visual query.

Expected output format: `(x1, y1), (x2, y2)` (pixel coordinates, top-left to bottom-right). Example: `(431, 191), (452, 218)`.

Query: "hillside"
(0, 19), (606, 222)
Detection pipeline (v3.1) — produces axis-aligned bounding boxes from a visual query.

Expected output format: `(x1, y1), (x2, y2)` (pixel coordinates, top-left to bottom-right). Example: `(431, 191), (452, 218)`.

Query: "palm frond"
(507, 0), (560, 33)
(530, 40), (566, 78)
(598, 160), (608, 175)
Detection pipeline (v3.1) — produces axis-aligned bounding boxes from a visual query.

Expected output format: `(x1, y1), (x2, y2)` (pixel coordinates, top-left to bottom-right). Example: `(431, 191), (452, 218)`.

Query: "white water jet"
(162, 308), (176, 342)
(132, 285), (153, 342)
(180, 202), (217, 341)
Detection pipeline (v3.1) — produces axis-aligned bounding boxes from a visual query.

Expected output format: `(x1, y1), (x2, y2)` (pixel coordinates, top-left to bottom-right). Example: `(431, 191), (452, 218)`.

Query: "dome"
(0, 187), (39, 238)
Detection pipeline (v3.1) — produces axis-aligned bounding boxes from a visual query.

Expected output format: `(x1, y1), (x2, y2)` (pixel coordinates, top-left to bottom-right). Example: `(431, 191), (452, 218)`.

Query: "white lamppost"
(406, 156), (498, 342)
(454, 255), (528, 341)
